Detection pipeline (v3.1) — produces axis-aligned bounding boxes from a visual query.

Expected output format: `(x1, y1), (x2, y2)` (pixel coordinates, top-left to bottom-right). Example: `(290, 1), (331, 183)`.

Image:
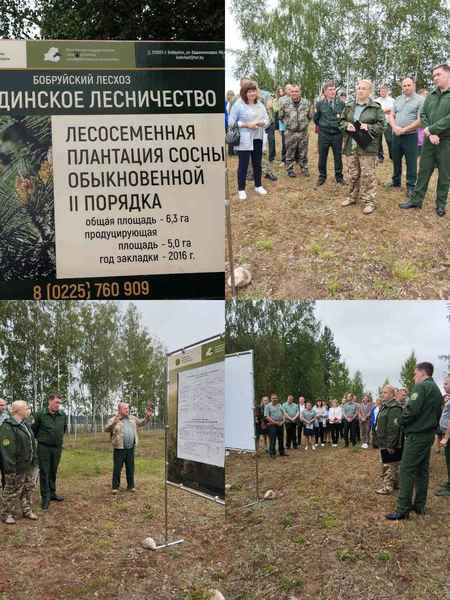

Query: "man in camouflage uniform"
(338, 79), (385, 214)
(386, 362), (443, 520)
(0, 401), (38, 524)
(375, 385), (403, 495)
(279, 84), (312, 177)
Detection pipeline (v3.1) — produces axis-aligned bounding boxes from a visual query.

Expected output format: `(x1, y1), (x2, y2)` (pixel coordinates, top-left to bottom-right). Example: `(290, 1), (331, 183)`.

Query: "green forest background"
(229, 0), (450, 98)
(225, 300), (450, 403)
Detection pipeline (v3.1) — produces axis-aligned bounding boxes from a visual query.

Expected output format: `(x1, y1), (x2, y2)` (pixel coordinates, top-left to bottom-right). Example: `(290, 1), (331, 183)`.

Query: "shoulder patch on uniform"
(411, 392), (418, 401)
(2, 438), (10, 447)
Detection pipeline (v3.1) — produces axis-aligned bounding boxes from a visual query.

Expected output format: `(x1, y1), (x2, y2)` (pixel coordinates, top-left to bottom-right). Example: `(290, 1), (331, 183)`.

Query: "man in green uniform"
(314, 80), (345, 186)
(400, 63), (450, 217)
(0, 401), (39, 524)
(386, 362), (443, 520)
(31, 393), (67, 510)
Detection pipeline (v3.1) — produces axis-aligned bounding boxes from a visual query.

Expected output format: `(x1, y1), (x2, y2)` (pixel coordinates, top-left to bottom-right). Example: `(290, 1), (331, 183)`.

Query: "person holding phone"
(105, 401), (153, 494)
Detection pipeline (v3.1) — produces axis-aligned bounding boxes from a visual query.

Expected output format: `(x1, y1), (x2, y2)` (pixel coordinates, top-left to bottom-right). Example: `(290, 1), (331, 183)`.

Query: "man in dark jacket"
(375, 385), (403, 495)
(0, 401), (38, 524)
(386, 362), (443, 520)
(314, 81), (345, 186)
(32, 393), (67, 510)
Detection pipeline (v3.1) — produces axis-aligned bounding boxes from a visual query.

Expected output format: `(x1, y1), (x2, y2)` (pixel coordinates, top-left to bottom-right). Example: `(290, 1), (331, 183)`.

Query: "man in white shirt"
(375, 84), (395, 162)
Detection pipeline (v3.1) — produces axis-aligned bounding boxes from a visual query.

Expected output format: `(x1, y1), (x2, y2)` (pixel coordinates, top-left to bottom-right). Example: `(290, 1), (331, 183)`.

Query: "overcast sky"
(120, 301), (224, 353)
(314, 301), (449, 395)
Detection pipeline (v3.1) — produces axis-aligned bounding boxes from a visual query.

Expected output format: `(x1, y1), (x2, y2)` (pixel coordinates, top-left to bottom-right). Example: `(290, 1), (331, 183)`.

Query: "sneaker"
(254, 186), (268, 195)
(361, 443), (369, 449)
(4, 515), (16, 524)
(312, 445), (316, 450)
(332, 444), (337, 448)
(304, 446), (308, 451)
(128, 488), (136, 493)
(23, 512), (38, 520)
(375, 487), (392, 495)
(341, 198), (356, 207)
(287, 170), (296, 178)
(317, 178), (326, 186)
(112, 489), (119, 495)
(238, 190), (247, 201)
(362, 205), (375, 215)
(321, 443), (325, 447)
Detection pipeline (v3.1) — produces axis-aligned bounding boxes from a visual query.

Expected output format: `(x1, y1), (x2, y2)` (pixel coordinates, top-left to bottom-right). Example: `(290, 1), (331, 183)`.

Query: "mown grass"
(226, 127), (450, 300)
(0, 432), (225, 600)
(225, 443), (450, 599)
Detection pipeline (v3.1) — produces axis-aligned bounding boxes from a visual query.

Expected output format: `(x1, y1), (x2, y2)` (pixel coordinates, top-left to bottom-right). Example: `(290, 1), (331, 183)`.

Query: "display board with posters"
(0, 40), (224, 300)
(167, 335), (225, 501)
(225, 351), (255, 452)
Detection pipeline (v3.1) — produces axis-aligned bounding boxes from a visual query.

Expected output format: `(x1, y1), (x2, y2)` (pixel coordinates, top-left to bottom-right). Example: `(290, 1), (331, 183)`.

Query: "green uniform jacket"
(376, 399), (403, 449)
(338, 98), (385, 155)
(399, 377), (443, 434)
(0, 417), (38, 474)
(31, 408), (67, 447)
(314, 98), (346, 134)
(420, 87), (450, 138)
(279, 98), (312, 132)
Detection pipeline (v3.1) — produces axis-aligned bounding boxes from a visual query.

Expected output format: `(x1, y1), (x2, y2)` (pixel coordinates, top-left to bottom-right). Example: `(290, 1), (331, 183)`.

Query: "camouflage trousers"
(345, 154), (377, 207)
(1, 469), (37, 518)
(381, 462), (400, 492)
(285, 129), (308, 171)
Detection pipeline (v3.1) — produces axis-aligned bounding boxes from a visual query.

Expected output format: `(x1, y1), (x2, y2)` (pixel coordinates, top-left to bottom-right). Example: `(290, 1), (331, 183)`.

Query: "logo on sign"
(44, 47), (61, 63)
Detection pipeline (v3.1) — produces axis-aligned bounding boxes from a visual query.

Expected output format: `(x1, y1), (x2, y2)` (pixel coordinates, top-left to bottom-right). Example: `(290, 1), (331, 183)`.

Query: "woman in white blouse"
(328, 399), (342, 447)
(228, 80), (270, 201)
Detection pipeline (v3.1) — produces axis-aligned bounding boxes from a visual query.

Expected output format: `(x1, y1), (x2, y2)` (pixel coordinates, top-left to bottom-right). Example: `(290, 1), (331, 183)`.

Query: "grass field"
(226, 129), (450, 300)
(225, 442), (450, 600)
(0, 432), (225, 600)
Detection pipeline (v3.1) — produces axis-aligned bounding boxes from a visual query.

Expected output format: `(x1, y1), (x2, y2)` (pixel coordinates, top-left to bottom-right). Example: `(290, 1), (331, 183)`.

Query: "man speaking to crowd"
(386, 362), (443, 520)
(105, 402), (153, 493)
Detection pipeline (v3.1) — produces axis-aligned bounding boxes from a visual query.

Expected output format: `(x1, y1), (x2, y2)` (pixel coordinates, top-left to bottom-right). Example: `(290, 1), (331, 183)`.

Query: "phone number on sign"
(33, 280), (151, 300)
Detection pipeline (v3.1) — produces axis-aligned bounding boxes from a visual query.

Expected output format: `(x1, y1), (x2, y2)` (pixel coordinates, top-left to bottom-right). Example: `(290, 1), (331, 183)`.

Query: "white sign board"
(177, 361), (225, 467)
(225, 351), (255, 451)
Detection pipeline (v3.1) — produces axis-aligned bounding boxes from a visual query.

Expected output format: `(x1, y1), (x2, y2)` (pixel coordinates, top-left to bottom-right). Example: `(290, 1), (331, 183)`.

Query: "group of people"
(255, 363), (450, 520)
(226, 63), (450, 216)
(0, 394), (152, 525)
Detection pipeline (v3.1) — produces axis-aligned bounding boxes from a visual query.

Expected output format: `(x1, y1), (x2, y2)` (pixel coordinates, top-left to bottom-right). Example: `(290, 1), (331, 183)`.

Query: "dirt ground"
(0, 433), (225, 600)
(226, 130), (450, 300)
(225, 441), (450, 600)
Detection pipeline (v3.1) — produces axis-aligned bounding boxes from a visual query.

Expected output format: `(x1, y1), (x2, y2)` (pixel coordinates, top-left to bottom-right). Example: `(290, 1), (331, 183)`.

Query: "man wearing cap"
(386, 362), (443, 520)
(31, 393), (67, 510)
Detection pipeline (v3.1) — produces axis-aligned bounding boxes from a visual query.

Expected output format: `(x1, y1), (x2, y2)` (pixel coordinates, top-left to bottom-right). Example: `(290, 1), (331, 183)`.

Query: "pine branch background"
(0, 115), (56, 279)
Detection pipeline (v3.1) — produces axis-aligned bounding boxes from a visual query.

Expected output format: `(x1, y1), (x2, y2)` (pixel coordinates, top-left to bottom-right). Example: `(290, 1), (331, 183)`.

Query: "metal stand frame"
(238, 436), (266, 509)
(225, 148), (237, 297)
(155, 424), (185, 550)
